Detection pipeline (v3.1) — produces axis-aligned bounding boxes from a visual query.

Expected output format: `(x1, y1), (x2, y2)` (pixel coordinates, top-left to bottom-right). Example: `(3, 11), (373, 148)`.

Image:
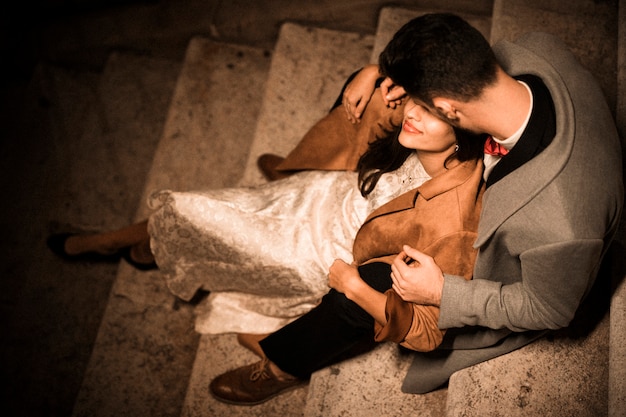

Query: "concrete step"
(447, 310), (611, 416)
(1, 62), (107, 417)
(80, 52), (182, 228)
(610, 4), (626, 416)
(59, 52), (181, 417)
(179, 22), (374, 416)
(39, 51), (180, 235)
(71, 39), (270, 417)
(0, 50), (179, 416)
(305, 343), (447, 417)
(446, 1), (623, 416)
(139, 38), (272, 196)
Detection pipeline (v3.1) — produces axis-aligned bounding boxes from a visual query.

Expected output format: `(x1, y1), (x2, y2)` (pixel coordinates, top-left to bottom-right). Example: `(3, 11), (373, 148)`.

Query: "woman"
(48, 82), (484, 336)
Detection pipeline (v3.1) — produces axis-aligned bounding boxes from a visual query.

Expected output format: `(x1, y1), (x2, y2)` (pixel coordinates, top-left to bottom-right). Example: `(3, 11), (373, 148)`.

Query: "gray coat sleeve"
(438, 238), (605, 332)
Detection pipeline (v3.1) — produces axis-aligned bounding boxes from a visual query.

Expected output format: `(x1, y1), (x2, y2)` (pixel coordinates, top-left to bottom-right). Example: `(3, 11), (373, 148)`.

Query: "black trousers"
(259, 262), (393, 379)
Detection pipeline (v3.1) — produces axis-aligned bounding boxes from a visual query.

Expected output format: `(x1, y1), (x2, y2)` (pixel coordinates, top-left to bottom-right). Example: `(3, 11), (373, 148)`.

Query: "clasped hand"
(391, 245), (444, 306)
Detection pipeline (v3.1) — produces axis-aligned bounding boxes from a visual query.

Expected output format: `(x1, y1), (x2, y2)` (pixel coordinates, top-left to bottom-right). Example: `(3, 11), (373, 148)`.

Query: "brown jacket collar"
(362, 158), (483, 225)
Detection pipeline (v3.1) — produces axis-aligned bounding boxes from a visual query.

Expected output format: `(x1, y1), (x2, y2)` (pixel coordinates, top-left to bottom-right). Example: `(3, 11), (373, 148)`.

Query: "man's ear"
(432, 98), (458, 121)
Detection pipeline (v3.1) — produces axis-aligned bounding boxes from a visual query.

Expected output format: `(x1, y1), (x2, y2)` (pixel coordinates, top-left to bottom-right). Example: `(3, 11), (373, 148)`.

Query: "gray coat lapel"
(474, 34), (576, 247)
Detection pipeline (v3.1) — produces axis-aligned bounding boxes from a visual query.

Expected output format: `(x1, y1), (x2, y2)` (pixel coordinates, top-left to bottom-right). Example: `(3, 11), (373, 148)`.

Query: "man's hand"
(390, 245), (444, 306)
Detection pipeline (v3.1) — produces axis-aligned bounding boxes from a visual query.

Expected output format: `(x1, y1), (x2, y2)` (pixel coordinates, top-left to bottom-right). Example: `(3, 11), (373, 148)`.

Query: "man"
(209, 13), (623, 404)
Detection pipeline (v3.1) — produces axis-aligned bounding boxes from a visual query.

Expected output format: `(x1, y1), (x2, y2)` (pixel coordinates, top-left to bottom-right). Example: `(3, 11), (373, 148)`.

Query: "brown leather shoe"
(257, 154), (292, 181)
(209, 358), (304, 405)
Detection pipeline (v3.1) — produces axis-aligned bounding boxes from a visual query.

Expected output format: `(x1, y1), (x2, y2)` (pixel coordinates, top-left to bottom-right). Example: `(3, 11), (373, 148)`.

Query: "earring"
(455, 143), (459, 152)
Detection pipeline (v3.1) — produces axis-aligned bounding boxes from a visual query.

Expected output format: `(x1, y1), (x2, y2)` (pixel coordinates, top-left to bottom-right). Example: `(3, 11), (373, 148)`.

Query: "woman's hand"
(379, 78), (406, 109)
(342, 64), (381, 124)
(390, 245), (444, 306)
(329, 259), (387, 325)
(328, 259), (363, 296)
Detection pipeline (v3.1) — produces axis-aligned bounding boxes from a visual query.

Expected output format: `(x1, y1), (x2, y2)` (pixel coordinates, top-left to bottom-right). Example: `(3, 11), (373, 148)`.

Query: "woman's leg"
(62, 220), (149, 255)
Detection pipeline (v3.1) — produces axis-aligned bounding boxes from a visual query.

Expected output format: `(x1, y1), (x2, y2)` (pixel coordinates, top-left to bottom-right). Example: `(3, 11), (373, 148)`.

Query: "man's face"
(427, 97), (484, 135)
(411, 97), (464, 130)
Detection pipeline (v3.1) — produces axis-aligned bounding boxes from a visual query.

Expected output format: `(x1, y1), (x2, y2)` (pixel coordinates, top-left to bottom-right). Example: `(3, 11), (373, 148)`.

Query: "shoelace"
(250, 359), (272, 381)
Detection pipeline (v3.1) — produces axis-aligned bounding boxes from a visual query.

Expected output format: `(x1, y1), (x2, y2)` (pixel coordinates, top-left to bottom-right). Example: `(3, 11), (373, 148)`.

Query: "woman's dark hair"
(378, 13), (498, 106)
(357, 125), (486, 197)
(357, 128), (412, 196)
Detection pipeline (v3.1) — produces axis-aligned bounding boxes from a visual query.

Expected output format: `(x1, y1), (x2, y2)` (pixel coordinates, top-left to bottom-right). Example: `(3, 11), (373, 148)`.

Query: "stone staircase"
(45, 1), (624, 416)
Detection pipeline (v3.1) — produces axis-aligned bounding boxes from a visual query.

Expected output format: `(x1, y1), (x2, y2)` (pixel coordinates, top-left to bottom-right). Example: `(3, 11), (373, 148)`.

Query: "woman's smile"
(402, 119), (422, 135)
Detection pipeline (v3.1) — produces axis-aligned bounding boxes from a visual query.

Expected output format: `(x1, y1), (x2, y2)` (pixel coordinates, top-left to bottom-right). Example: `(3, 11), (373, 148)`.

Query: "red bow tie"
(484, 136), (509, 157)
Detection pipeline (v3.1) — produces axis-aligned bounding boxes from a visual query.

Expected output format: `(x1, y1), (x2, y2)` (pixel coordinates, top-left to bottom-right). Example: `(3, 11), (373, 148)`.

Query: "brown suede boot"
(257, 154), (292, 181)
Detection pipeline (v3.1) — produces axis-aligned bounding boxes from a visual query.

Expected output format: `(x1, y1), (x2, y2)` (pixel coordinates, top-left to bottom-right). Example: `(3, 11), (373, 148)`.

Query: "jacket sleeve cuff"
(374, 289), (413, 343)
(438, 274), (469, 329)
(375, 289), (446, 352)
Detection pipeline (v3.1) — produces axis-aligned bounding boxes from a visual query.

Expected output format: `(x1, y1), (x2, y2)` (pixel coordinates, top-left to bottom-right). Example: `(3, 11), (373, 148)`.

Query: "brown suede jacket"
(354, 158), (484, 351)
(274, 89), (485, 351)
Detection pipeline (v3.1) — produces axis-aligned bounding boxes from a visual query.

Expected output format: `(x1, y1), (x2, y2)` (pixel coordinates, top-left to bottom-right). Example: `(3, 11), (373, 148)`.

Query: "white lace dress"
(147, 152), (429, 334)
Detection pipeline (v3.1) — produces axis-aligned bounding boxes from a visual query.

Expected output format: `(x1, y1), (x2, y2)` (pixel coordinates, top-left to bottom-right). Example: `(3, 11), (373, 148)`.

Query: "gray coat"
(403, 32), (624, 393)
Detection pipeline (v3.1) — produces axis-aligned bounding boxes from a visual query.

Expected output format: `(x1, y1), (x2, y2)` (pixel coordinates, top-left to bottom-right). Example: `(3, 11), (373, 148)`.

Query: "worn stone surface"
(304, 343), (447, 417)
(71, 39), (270, 417)
(0, 52), (179, 417)
(447, 314), (610, 416)
(610, 3), (626, 416)
(138, 38), (272, 202)
(610, 271), (626, 417)
(71, 267), (199, 417)
(37, 0), (494, 69)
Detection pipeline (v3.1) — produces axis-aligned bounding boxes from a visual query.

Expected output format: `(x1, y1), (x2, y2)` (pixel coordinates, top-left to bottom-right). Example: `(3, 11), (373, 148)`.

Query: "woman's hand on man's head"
(342, 64), (380, 124)
(379, 78), (406, 109)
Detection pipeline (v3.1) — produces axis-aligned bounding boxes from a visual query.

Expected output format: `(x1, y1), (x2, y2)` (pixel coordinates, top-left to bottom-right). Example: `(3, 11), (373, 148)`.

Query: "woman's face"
(398, 99), (457, 154)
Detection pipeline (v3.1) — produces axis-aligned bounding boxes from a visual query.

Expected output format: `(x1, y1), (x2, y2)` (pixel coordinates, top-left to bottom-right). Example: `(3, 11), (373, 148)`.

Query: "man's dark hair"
(379, 13), (498, 106)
